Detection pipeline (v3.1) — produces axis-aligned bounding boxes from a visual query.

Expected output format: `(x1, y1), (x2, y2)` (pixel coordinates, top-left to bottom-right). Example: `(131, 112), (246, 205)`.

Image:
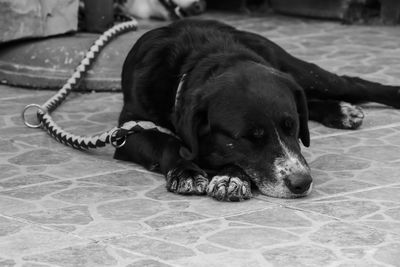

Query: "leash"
(22, 20), (177, 150)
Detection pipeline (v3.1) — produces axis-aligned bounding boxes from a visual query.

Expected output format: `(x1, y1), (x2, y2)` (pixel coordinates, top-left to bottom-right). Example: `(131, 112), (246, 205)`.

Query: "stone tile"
(195, 243), (226, 254)
(350, 186), (400, 203)
(309, 221), (386, 247)
(145, 220), (222, 246)
(145, 185), (195, 201)
(173, 250), (264, 267)
(262, 244), (338, 267)
(0, 258), (16, 267)
(360, 109), (400, 128)
(362, 221), (400, 236)
(385, 207), (400, 221)
(145, 211), (208, 229)
(107, 235), (196, 260)
(310, 135), (361, 151)
(0, 164), (21, 180)
(348, 145), (400, 162)
(127, 259), (173, 267)
(76, 221), (146, 238)
(340, 248), (366, 259)
(97, 199), (164, 220)
(337, 260), (386, 267)
(0, 181), (72, 200)
(78, 170), (158, 187)
(0, 196), (37, 215)
(317, 179), (375, 195)
(0, 174), (58, 189)
(15, 206), (93, 225)
(87, 112), (119, 124)
(384, 132), (400, 146)
(0, 216), (26, 237)
(373, 243), (400, 266)
(295, 200), (381, 220)
(51, 186), (137, 204)
(8, 149), (71, 166)
(0, 139), (19, 154)
(225, 207), (313, 228)
(13, 133), (75, 150)
(354, 166), (400, 185)
(22, 243), (118, 267)
(46, 157), (128, 179)
(348, 127), (397, 139)
(188, 198), (276, 217)
(0, 224), (85, 258)
(310, 154), (371, 171)
(207, 227), (299, 249)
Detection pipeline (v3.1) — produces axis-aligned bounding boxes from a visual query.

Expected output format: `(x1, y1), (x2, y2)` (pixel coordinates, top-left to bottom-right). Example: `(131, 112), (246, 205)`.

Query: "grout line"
(103, 242), (182, 267)
(0, 167), (145, 193)
(0, 212), (96, 243)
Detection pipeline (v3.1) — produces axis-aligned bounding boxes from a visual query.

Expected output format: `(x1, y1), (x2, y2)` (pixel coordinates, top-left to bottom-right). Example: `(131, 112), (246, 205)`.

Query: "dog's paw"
(207, 175), (252, 201)
(166, 168), (208, 195)
(323, 102), (364, 129)
(339, 102), (364, 129)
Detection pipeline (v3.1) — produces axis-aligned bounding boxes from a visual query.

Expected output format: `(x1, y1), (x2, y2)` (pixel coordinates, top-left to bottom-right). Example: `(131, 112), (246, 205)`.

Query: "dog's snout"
(284, 173), (312, 194)
(188, 0), (206, 14)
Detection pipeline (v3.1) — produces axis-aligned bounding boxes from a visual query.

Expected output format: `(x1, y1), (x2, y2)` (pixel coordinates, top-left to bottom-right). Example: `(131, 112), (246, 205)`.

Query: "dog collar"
(158, 0), (185, 19)
(174, 74), (187, 111)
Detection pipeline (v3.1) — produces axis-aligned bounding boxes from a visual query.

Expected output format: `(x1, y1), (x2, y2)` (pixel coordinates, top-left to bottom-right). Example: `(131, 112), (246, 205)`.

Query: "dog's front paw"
(207, 175), (252, 201)
(323, 102), (364, 129)
(166, 166), (208, 195)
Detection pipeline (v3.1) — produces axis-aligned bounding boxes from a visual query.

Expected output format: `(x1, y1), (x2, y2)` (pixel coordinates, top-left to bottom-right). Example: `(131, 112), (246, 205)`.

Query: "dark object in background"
(379, 0), (400, 24)
(206, 0), (246, 11)
(83, 0), (114, 33)
(206, 0), (268, 12)
(269, 0), (400, 25)
(206, 0), (399, 24)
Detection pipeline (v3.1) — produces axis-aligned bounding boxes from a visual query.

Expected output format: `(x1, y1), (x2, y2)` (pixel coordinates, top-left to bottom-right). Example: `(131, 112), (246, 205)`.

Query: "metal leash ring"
(110, 128), (127, 148)
(21, 104), (46, 128)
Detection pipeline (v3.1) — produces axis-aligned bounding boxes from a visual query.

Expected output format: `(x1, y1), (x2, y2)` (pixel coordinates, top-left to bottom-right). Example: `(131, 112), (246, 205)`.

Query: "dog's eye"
(243, 128), (265, 142)
(253, 128), (265, 138)
(281, 118), (295, 135)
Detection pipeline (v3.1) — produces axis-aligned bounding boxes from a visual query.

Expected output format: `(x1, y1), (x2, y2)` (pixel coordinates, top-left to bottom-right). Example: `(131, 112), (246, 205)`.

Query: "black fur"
(115, 19), (400, 200)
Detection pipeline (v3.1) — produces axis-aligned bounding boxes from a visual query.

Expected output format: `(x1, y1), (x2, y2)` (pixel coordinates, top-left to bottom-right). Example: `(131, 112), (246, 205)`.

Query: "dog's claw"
(167, 169), (208, 195)
(195, 175), (209, 194)
(207, 175), (252, 201)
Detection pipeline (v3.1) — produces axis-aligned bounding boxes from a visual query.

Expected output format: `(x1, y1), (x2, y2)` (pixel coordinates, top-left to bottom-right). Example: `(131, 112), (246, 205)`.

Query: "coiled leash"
(22, 20), (177, 150)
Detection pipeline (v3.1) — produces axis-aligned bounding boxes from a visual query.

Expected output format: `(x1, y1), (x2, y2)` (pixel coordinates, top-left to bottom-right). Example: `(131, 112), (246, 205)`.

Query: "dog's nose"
(284, 173), (312, 194)
(187, 0), (206, 15)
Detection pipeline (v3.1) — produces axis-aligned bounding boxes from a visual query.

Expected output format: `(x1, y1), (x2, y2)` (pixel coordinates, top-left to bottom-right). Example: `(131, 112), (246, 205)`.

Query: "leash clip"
(110, 128), (127, 148)
(21, 104), (45, 128)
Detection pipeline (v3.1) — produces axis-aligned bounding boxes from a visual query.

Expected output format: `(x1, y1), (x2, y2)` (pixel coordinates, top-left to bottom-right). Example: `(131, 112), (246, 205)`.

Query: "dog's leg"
(236, 31), (400, 108)
(114, 131), (209, 195)
(207, 166), (252, 201)
(308, 99), (365, 129)
(280, 57), (400, 109)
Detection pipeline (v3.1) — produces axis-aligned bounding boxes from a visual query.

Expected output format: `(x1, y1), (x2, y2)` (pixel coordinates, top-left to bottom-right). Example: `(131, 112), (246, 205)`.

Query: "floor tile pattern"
(1, 12), (400, 266)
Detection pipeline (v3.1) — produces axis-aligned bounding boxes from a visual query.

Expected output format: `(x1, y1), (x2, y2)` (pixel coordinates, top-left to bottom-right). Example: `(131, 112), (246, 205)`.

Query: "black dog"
(115, 19), (400, 201)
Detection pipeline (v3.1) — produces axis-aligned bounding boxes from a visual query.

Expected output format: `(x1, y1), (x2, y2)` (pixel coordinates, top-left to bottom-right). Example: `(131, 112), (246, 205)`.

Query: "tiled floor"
(1, 13), (400, 267)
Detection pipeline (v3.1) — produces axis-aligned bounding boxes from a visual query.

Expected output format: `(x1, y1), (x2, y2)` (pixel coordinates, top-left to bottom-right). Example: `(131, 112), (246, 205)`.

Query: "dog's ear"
(176, 94), (207, 161)
(293, 86), (310, 147)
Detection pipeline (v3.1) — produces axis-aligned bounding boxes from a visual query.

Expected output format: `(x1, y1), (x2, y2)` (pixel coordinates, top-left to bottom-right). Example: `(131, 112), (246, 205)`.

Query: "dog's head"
(175, 60), (312, 198)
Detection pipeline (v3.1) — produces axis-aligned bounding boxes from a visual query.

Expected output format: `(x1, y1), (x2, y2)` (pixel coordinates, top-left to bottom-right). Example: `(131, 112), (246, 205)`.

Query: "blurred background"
(1, 0), (399, 44)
